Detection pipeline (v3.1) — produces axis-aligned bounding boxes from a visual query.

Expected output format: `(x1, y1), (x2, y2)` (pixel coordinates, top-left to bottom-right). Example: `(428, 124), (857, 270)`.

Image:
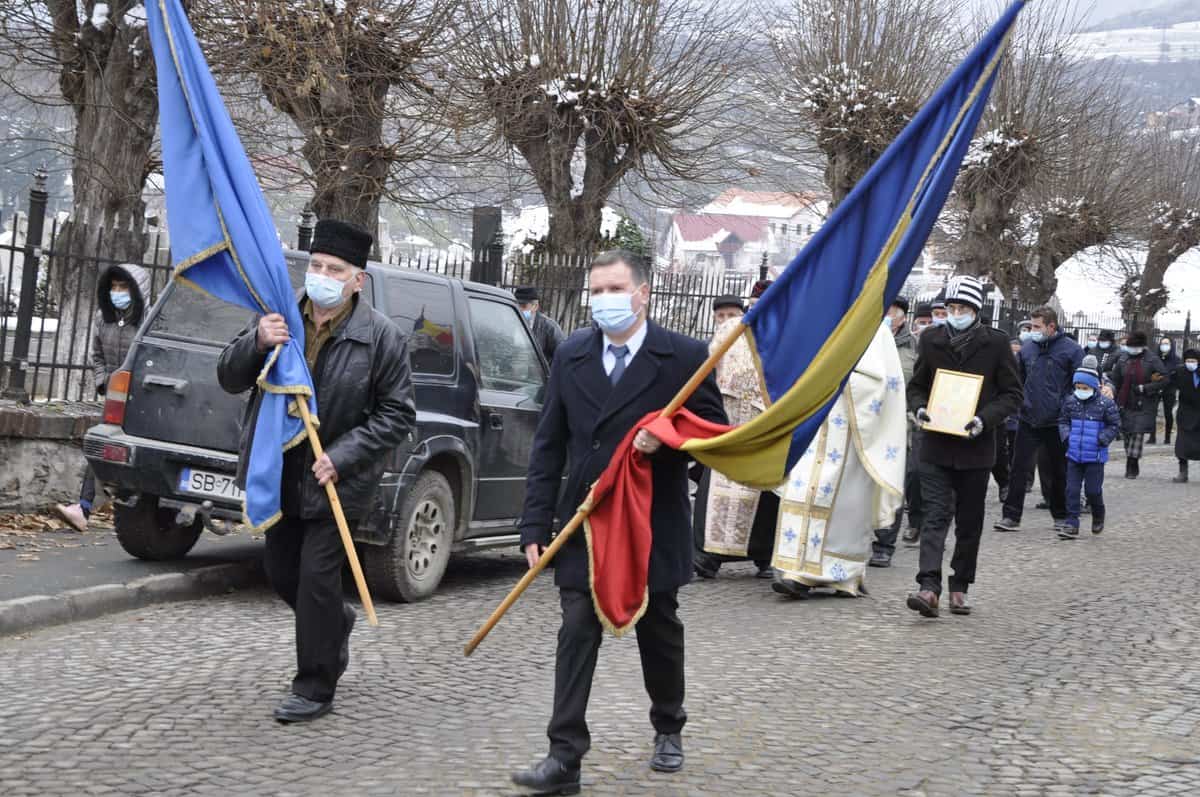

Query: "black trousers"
(1002, 422), (1068, 523)
(264, 516), (353, 703)
(991, 427), (1012, 491)
(873, 429), (922, 556)
(1155, 391), (1177, 439)
(917, 464), (989, 595)
(549, 588), (686, 766)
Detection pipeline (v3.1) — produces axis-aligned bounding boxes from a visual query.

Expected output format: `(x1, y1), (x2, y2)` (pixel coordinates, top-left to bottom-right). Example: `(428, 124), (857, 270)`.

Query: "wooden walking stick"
(297, 399), (379, 627)
(463, 323), (748, 656)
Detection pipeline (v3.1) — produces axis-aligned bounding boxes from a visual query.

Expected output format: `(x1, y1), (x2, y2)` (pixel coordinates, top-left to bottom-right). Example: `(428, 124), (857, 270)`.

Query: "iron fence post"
(759, 251), (768, 282)
(2, 166), (49, 403)
(297, 207), (316, 251)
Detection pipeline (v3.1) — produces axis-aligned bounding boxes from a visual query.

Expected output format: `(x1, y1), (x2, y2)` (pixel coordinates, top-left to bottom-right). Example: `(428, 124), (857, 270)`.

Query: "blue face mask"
(1187, 362), (1198, 372)
(1030, 331), (1046, 344)
(1019, 330), (1032, 342)
(110, 290), (132, 310)
(1074, 388), (1094, 401)
(305, 272), (350, 309)
(1098, 341), (1111, 350)
(590, 291), (639, 334)
(521, 309), (533, 322)
(946, 312), (975, 331)
(932, 316), (947, 327)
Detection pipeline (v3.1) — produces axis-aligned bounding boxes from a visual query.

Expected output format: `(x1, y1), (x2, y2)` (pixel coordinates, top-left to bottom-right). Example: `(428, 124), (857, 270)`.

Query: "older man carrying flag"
(146, 0), (415, 724)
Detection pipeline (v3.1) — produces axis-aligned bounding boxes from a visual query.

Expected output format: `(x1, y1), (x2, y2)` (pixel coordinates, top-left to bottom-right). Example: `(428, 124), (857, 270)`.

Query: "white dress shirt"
(602, 321), (648, 377)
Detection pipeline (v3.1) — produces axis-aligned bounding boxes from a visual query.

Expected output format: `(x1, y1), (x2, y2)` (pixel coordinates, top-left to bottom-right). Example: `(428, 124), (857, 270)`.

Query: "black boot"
(1174, 460), (1189, 484)
(1125, 458), (1135, 479)
(1130, 457), (1140, 479)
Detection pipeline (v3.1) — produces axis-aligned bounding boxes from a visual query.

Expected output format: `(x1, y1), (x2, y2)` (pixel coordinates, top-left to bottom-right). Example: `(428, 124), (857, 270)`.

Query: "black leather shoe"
(771, 577), (810, 599)
(868, 552), (892, 568)
(692, 552), (720, 579)
(338, 604), (356, 679)
(273, 693), (333, 724)
(512, 756), (581, 795)
(650, 732), (684, 773)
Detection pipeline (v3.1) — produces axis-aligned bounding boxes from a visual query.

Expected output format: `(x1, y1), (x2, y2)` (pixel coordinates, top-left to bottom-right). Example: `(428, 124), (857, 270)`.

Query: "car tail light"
(103, 370), (131, 426)
(101, 444), (130, 464)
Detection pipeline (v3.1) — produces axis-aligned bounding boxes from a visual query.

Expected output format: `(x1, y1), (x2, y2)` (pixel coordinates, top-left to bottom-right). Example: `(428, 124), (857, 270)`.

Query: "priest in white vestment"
(771, 323), (907, 598)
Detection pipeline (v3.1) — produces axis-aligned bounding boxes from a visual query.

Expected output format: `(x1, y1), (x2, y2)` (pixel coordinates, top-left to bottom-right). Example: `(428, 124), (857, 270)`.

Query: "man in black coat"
(515, 285), (566, 363)
(218, 219), (416, 723)
(906, 275), (1022, 618)
(512, 250), (728, 794)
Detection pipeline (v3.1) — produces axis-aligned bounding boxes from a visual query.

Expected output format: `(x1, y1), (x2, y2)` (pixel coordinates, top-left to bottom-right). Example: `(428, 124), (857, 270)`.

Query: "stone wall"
(0, 401), (102, 512)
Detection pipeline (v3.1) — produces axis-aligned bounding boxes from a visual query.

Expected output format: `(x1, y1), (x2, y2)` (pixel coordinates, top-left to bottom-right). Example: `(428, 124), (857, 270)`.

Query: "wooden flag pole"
(463, 322), (748, 656)
(297, 399), (379, 627)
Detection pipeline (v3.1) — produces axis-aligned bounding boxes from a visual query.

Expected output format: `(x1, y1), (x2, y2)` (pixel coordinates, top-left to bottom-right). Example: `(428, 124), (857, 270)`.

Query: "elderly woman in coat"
(1109, 331), (1171, 479)
(1171, 349), (1200, 483)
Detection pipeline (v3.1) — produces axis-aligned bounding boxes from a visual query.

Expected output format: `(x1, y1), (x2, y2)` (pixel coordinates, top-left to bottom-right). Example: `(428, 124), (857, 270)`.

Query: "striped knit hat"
(944, 275), (984, 312)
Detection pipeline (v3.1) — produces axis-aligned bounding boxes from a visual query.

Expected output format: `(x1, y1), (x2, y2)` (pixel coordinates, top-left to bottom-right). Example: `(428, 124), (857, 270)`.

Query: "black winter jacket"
(218, 294), (417, 522)
(907, 324), (1023, 471)
(519, 321), (727, 593)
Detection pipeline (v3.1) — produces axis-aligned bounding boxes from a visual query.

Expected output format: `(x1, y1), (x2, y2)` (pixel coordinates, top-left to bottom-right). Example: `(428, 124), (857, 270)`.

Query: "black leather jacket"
(218, 294), (416, 521)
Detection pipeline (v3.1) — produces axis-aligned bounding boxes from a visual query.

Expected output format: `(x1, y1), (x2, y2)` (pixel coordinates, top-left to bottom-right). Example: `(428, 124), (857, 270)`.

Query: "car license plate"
(178, 468), (244, 501)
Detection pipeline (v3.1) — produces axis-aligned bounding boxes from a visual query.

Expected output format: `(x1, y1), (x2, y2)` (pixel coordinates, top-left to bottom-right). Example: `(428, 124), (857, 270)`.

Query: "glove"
(965, 416), (984, 438)
(915, 407), (931, 425)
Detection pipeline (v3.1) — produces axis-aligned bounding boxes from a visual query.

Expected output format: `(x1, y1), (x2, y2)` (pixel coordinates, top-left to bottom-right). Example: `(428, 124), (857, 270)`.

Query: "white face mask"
(1187, 361), (1199, 372)
(1161, 343), (1172, 354)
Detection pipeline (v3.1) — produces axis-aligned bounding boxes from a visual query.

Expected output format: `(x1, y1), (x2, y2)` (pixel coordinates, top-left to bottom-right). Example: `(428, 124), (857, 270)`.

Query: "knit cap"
(1073, 354), (1100, 391)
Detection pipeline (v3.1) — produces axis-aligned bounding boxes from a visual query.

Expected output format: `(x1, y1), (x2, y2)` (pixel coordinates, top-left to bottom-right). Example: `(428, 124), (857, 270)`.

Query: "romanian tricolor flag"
(585, 0), (1027, 634)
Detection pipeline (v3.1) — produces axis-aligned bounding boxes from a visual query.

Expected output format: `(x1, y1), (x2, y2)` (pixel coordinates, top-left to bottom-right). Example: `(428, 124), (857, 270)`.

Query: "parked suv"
(84, 253), (548, 601)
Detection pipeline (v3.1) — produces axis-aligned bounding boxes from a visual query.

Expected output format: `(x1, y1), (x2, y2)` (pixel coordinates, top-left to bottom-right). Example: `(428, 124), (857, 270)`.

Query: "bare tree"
(1008, 94), (1148, 301)
(0, 1), (167, 261)
(1119, 131), (1200, 326)
(759, 0), (961, 208)
(951, 0), (1118, 301)
(451, 0), (745, 255)
(194, 0), (466, 242)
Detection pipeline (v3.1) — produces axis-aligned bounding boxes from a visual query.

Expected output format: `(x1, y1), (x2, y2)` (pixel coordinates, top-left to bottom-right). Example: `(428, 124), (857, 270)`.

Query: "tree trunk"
(46, 0), (161, 397)
(1027, 207), (1113, 305)
(1134, 210), (1200, 324)
(302, 105), (388, 250)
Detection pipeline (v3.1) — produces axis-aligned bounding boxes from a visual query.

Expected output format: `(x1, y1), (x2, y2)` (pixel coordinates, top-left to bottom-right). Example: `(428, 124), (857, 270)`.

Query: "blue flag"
(677, 1), (1025, 488)
(147, 0), (317, 530)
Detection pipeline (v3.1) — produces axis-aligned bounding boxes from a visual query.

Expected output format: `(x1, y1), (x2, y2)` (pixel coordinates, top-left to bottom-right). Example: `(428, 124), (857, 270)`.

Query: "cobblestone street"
(1, 451), (1198, 796)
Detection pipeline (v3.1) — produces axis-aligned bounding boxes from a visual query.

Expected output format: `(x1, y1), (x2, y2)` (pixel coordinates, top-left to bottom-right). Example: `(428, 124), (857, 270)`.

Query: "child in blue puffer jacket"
(1057, 355), (1121, 539)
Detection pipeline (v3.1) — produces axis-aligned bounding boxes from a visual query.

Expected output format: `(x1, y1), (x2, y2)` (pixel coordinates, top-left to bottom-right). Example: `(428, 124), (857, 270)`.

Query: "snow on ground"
(1056, 246), (1200, 330)
(1069, 21), (1200, 62)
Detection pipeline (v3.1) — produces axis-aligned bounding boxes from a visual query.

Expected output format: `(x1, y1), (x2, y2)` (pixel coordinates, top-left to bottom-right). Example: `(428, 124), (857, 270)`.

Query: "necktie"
(609, 344), (629, 386)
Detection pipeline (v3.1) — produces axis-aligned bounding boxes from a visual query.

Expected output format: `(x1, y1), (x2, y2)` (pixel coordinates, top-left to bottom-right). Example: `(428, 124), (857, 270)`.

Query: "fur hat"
(891, 296), (910, 314)
(310, 219), (373, 270)
(1127, 330), (1148, 347)
(914, 302), (933, 319)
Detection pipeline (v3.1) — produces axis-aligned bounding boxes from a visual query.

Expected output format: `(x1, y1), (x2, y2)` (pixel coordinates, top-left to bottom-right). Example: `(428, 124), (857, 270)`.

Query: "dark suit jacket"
(907, 324), (1023, 471)
(519, 320), (728, 593)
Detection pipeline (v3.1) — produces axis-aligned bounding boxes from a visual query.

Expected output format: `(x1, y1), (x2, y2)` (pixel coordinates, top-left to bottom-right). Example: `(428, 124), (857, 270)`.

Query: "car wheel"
(363, 471), (455, 603)
(114, 495), (203, 561)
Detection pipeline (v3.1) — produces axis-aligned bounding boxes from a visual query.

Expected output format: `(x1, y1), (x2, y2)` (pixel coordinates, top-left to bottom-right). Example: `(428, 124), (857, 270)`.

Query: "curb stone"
(0, 559), (264, 637)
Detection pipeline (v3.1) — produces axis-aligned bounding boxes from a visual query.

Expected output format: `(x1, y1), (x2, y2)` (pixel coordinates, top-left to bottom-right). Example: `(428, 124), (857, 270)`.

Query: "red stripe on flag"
(585, 409), (733, 633)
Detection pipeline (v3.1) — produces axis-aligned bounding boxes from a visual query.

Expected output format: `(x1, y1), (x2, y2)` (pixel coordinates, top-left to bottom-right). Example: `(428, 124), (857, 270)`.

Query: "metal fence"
(1, 179), (762, 402)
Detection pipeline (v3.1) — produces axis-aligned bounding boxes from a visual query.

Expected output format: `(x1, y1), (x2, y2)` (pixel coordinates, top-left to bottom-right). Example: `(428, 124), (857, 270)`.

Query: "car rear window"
(148, 254), (309, 343)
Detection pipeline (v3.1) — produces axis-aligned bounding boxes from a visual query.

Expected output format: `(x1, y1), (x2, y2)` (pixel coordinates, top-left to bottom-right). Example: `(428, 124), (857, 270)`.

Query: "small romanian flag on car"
(583, 0), (1029, 635)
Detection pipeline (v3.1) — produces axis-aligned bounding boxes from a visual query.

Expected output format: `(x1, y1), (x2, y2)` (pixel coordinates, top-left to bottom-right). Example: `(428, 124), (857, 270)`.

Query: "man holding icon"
(904, 275), (1023, 618)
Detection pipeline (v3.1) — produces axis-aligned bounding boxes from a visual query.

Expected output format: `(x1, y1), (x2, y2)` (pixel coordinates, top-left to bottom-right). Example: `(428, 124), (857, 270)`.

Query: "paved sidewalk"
(1, 453), (1198, 795)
